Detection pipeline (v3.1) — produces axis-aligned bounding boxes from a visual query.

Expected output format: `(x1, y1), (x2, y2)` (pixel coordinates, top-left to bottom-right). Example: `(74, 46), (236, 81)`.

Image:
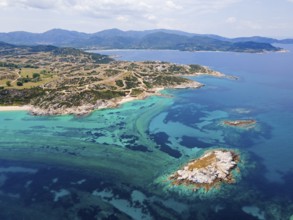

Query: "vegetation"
(0, 87), (45, 105)
(153, 75), (189, 86)
(115, 80), (124, 87)
(0, 43), (220, 113)
(16, 81), (23, 86)
(131, 89), (144, 97)
(32, 73), (40, 79)
(125, 76), (139, 89)
(189, 64), (206, 72)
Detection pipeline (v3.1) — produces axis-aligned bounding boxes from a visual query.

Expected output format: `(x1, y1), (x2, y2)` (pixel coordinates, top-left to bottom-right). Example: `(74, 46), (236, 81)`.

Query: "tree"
(17, 81), (23, 86)
(6, 81), (11, 87)
(32, 73), (40, 79)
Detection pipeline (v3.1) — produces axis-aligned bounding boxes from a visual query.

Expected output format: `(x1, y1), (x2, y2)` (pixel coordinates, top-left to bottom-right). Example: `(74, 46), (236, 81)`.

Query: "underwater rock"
(242, 206), (265, 220)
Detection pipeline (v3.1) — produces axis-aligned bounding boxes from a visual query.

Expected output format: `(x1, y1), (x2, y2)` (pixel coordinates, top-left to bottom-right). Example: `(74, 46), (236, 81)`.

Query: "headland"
(0, 43), (224, 115)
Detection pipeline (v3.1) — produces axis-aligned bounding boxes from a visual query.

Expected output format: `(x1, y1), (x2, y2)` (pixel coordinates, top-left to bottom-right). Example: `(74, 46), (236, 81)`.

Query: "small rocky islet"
(169, 149), (240, 191)
(223, 119), (257, 129)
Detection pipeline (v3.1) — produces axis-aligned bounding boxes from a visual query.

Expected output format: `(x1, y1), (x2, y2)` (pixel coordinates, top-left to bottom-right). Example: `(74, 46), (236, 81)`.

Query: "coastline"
(0, 82), (202, 116)
(0, 106), (31, 112)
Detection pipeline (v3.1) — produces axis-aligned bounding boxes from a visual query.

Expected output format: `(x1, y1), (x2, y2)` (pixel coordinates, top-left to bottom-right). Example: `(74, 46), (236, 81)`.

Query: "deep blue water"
(0, 46), (293, 219)
(93, 46), (293, 219)
(97, 46), (293, 182)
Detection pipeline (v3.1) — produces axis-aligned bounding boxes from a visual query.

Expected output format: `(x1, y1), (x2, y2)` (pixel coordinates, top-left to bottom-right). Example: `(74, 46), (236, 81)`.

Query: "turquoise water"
(0, 46), (293, 219)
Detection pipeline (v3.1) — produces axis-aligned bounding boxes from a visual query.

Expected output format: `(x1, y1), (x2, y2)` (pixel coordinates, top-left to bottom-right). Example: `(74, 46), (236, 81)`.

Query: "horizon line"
(0, 28), (291, 40)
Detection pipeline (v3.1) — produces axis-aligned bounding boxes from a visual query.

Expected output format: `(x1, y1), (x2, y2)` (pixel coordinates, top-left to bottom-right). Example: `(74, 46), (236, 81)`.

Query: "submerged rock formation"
(169, 149), (240, 191)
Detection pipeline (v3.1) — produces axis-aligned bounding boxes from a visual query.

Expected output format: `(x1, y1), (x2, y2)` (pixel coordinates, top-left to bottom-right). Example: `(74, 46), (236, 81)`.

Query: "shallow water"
(0, 46), (293, 219)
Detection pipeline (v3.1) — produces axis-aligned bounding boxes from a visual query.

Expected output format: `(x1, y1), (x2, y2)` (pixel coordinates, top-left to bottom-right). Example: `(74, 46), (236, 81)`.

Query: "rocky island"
(223, 119), (256, 129)
(0, 42), (224, 115)
(169, 149), (240, 191)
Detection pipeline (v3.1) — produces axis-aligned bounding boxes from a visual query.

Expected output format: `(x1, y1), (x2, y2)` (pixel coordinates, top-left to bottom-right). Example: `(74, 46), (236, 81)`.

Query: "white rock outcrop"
(171, 150), (238, 186)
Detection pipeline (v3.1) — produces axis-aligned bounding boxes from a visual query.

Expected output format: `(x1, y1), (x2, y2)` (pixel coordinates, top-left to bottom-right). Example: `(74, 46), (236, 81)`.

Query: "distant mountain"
(0, 28), (290, 52)
(0, 41), (112, 64)
(92, 28), (196, 38)
(39, 29), (89, 44)
(0, 41), (14, 48)
(0, 31), (38, 45)
(0, 29), (90, 46)
(230, 36), (277, 44)
(137, 32), (189, 49)
(279, 39), (293, 44)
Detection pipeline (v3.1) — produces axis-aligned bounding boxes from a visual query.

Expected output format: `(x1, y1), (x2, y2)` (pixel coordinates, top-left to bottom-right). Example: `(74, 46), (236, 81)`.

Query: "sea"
(0, 45), (292, 220)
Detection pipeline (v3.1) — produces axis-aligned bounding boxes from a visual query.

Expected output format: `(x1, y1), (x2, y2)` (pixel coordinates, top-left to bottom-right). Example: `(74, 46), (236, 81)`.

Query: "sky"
(0, 0), (292, 38)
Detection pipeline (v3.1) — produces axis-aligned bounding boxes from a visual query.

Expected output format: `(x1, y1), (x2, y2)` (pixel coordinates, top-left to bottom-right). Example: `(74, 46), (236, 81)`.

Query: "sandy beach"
(117, 87), (165, 105)
(117, 96), (137, 105)
(0, 106), (31, 112)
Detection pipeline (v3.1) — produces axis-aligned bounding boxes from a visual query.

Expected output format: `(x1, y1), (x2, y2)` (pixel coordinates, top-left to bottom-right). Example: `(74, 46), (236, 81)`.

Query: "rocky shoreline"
(0, 82), (200, 116)
(4, 81), (203, 116)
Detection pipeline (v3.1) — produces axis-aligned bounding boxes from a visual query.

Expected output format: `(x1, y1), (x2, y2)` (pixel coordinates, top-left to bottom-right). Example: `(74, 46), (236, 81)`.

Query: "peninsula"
(0, 42), (224, 115)
(169, 149), (240, 191)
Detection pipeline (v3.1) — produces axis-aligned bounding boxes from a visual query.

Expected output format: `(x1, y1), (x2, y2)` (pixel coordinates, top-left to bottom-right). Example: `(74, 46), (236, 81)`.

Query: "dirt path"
(0, 69), (21, 87)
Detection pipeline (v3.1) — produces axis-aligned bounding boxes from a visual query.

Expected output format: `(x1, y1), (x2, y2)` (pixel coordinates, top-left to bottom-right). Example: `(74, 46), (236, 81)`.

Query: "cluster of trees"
(0, 62), (38, 69)
(115, 80), (124, 87)
(17, 73), (41, 86)
(0, 87), (44, 105)
(5, 72), (41, 87)
(125, 76), (139, 89)
(153, 75), (189, 86)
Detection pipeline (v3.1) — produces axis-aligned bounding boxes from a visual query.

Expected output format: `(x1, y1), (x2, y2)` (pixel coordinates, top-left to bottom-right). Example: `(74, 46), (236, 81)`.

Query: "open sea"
(0, 45), (292, 219)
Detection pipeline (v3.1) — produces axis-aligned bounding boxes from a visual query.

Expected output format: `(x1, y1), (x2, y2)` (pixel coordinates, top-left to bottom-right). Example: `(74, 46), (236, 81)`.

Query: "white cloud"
(0, 0), (242, 27)
(144, 14), (156, 21)
(0, 0), (292, 37)
(116, 16), (129, 22)
(226, 16), (237, 23)
(0, 0), (8, 6)
(241, 20), (262, 30)
(0, 0), (62, 9)
(182, 0), (241, 13)
(0, 0), (240, 14)
(165, 1), (183, 10)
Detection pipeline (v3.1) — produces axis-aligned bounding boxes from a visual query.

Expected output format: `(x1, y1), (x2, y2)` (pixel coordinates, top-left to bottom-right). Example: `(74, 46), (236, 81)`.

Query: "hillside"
(0, 29), (287, 53)
(0, 42), (224, 115)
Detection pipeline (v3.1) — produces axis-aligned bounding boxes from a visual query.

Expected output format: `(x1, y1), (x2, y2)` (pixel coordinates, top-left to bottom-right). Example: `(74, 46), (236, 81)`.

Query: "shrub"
(17, 81), (23, 86)
(33, 73), (40, 78)
(115, 80), (124, 87)
(6, 81), (11, 87)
